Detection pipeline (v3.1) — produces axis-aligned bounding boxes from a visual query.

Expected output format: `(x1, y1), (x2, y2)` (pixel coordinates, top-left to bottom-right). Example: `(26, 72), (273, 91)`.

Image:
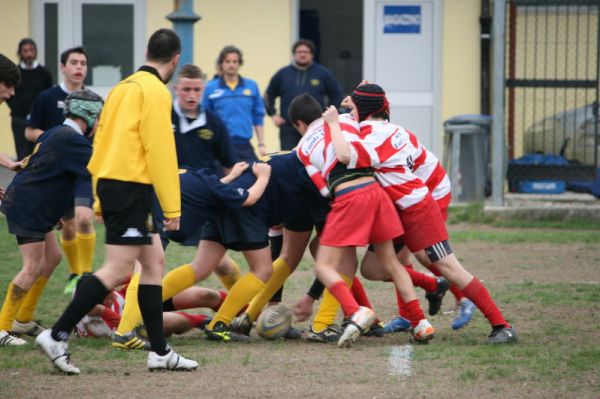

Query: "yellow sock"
(15, 277), (49, 322)
(61, 237), (80, 275)
(312, 274), (353, 333)
(216, 259), (241, 290)
(246, 258), (292, 321)
(0, 283), (28, 330)
(162, 264), (196, 300)
(116, 273), (141, 334)
(208, 273), (265, 328)
(76, 232), (96, 274)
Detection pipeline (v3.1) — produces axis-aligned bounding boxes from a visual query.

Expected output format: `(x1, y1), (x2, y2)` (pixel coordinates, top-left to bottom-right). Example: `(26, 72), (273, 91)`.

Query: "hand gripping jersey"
(347, 120), (433, 210)
(296, 114), (362, 197)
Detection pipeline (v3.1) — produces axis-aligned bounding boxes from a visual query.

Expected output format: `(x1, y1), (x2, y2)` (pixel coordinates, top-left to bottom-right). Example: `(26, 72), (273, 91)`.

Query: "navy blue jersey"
(154, 168), (249, 246)
(27, 85), (68, 130)
(172, 105), (237, 173)
(227, 151), (329, 228)
(0, 124), (92, 233)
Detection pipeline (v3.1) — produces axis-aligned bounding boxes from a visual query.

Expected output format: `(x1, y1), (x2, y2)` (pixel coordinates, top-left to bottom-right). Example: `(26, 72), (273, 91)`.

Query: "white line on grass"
(388, 345), (413, 376)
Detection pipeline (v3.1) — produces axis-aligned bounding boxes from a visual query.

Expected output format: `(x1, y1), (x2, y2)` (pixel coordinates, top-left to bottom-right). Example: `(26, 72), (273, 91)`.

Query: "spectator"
(203, 46), (266, 161)
(265, 39), (343, 150)
(6, 39), (53, 160)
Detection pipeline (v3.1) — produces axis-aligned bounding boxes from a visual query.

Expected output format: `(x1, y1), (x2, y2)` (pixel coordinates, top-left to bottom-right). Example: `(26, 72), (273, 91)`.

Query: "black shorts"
(7, 217), (48, 245)
(62, 177), (94, 220)
(97, 179), (155, 245)
(200, 207), (268, 251)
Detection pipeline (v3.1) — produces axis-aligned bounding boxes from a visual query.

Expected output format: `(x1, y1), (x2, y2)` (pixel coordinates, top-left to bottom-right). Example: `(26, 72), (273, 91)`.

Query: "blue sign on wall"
(383, 5), (421, 34)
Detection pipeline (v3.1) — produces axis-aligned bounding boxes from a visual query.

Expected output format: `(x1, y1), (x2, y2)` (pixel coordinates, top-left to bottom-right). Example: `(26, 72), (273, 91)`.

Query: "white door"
(30, 0), (146, 98)
(363, 0), (442, 155)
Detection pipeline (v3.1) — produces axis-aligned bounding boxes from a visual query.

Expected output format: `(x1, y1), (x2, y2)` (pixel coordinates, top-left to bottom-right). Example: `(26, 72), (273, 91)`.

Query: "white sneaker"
(338, 306), (376, 348)
(147, 349), (198, 371)
(35, 329), (80, 375)
(12, 320), (45, 337)
(0, 329), (28, 346)
(412, 319), (435, 342)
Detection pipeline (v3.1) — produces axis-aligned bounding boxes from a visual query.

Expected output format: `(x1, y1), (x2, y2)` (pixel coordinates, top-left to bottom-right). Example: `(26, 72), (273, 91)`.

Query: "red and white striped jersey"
(411, 143), (451, 202)
(296, 114), (361, 197)
(347, 120), (437, 210)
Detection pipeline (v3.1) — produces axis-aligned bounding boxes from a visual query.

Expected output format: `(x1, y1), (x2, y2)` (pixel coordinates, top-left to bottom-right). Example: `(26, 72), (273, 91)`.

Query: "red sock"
(404, 264), (437, 292)
(394, 288), (408, 318)
(329, 280), (360, 317)
(404, 299), (426, 328)
(462, 277), (507, 327)
(175, 312), (209, 328)
(426, 264), (466, 301)
(352, 277), (380, 324)
(211, 290), (227, 312)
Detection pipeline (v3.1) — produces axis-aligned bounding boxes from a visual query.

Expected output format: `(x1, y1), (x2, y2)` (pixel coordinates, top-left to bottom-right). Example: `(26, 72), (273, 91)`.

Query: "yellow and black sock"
(0, 283), (28, 331)
(76, 232), (96, 274)
(116, 272), (141, 335)
(246, 258), (292, 321)
(312, 274), (353, 333)
(208, 273), (265, 328)
(15, 276), (49, 323)
(216, 259), (241, 290)
(61, 237), (80, 276)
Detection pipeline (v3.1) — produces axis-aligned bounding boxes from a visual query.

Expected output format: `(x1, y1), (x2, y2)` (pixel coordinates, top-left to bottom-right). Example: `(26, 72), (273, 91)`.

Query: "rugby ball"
(255, 304), (292, 340)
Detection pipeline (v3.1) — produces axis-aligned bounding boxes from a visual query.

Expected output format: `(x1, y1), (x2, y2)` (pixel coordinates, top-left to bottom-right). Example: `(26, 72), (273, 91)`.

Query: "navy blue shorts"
(200, 206), (268, 251)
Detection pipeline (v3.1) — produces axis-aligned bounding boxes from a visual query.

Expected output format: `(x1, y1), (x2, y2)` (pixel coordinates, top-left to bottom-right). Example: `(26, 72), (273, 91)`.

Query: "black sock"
(269, 234), (283, 260)
(138, 284), (168, 355)
(52, 275), (109, 341)
(269, 286), (284, 303)
(307, 278), (325, 300)
(163, 298), (175, 312)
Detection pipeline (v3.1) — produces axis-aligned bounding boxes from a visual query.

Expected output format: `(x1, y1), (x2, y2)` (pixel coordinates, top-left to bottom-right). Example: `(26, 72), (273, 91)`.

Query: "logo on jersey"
(310, 79), (320, 86)
(301, 128), (324, 155)
(57, 100), (65, 109)
(197, 129), (214, 140)
(237, 188), (245, 196)
(391, 132), (408, 150)
(243, 89), (252, 96)
(208, 89), (224, 99)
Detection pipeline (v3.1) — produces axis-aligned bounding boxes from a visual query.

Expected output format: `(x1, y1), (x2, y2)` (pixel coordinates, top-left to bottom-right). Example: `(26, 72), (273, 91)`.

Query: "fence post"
(492, 0), (506, 206)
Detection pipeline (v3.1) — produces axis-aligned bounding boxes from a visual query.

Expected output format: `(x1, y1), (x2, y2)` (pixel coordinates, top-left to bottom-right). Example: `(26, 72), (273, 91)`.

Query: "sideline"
(388, 344), (413, 376)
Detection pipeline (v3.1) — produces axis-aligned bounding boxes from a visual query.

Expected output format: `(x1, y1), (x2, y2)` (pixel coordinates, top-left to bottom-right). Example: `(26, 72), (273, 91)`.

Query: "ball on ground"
(255, 304), (292, 340)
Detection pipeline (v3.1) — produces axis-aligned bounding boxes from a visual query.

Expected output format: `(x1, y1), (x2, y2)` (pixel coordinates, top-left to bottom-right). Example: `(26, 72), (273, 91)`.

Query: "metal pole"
(166, 0), (201, 68)
(491, 0), (506, 206)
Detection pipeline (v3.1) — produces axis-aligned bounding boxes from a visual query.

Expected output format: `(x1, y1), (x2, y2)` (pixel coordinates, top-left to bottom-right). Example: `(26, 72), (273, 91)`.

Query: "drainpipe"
(480, 0), (492, 115)
(166, 0), (201, 70)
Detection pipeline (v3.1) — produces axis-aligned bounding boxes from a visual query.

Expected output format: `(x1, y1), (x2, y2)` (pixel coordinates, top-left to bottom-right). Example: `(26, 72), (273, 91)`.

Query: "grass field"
(0, 208), (599, 398)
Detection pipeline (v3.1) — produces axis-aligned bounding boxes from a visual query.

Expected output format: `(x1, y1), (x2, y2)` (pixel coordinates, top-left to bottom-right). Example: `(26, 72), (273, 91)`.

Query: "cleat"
(195, 316), (212, 331)
(35, 329), (80, 375)
(148, 349), (198, 371)
(0, 330), (28, 346)
(12, 320), (46, 337)
(363, 321), (386, 337)
(231, 313), (252, 336)
(383, 316), (412, 334)
(412, 319), (435, 342)
(338, 306), (376, 347)
(112, 331), (151, 350)
(205, 321), (251, 342)
(63, 274), (81, 295)
(283, 326), (303, 340)
(306, 325), (341, 343)
(425, 277), (450, 316)
(488, 325), (518, 344)
(451, 298), (476, 330)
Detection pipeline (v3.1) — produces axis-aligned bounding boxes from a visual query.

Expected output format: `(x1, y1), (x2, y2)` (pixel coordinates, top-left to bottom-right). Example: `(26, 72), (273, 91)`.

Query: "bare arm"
(25, 127), (43, 143)
(0, 154), (22, 170)
(243, 162), (271, 206)
(323, 106), (351, 164)
(220, 162), (249, 184)
(255, 125), (267, 156)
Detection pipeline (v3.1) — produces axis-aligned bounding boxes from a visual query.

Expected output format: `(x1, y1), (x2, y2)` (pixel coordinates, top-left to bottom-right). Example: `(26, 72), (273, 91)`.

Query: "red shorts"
(435, 193), (451, 222)
(399, 194), (448, 253)
(320, 182), (404, 247)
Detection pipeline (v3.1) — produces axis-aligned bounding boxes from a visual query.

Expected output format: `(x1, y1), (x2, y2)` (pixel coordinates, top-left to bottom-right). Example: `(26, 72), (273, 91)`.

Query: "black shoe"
(283, 326), (303, 340)
(363, 321), (386, 337)
(425, 277), (450, 316)
(205, 321), (251, 342)
(306, 325), (341, 343)
(488, 325), (518, 344)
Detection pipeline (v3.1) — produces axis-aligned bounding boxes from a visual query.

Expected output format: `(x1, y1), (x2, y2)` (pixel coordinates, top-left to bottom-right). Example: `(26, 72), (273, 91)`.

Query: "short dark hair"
(147, 29), (181, 63)
(17, 38), (37, 57)
(217, 45), (243, 68)
(178, 64), (203, 80)
(288, 93), (322, 126)
(60, 46), (88, 65)
(292, 39), (315, 55)
(0, 54), (21, 87)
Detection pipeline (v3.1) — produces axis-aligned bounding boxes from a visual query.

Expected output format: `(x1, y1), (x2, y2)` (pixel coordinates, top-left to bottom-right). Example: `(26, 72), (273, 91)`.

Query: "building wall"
(0, 1), (30, 155)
